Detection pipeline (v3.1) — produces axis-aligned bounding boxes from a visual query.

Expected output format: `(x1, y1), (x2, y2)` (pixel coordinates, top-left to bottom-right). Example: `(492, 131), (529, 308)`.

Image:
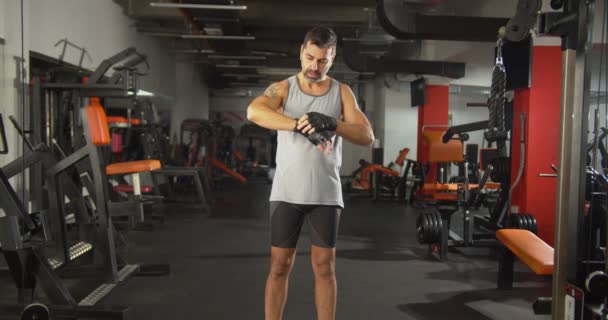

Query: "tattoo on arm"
(264, 83), (281, 99)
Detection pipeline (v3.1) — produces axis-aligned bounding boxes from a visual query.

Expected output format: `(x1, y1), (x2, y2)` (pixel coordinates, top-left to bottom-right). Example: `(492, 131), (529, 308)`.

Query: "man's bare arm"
(335, 84), (374, 146)
(247, 81), (297, 131)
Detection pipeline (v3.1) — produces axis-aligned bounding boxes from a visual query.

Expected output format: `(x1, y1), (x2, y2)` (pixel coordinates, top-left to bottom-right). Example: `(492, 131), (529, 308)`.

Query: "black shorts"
(270, 201), (342, 248)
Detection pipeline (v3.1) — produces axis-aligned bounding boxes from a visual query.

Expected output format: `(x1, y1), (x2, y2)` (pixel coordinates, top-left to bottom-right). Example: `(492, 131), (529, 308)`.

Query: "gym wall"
(172, 62), (210, 138)
(28, 0), (176, 98)
(3, 0), (208, 141)
(449, 92), (489, 149)
(437, 41), (495, 88)
(380, 78), (489, 170)
(0, 1), (28, 168)
(342, 81), (376, 175)
(383, 83), (418, 162)
(371, 74), (386, 156)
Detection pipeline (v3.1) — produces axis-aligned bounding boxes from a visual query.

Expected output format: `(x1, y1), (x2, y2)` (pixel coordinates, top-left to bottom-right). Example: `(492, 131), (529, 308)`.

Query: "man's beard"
(303, 69), (324, 83)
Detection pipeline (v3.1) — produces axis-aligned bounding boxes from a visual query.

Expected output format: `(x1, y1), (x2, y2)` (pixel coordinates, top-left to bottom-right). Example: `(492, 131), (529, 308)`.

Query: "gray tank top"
(269, 75), (343, 207)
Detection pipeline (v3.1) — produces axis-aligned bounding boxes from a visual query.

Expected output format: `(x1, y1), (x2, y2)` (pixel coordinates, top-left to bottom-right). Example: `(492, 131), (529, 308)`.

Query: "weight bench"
(496, 229), (554, 289)
(47, 98), (163, 229)
(106, 158), (162, 226)
(106, 115), (210, 212)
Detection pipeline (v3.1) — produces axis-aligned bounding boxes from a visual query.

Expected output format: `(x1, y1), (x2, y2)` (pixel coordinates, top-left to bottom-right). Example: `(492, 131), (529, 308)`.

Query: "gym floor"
(0, 179), (552, 319)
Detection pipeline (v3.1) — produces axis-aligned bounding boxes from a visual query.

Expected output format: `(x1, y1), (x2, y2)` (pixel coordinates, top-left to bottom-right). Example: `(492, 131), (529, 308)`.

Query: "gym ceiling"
(114, 0), (516, 89)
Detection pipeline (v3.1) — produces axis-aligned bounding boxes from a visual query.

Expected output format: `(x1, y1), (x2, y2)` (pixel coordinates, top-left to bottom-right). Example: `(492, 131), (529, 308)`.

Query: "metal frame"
(3, 47), (170, 318)
(88, 47), (137, 83)
(429, 167), (497, 261)
(441, 121), (489, 143)
(5, 113), (115, 274)
(30, 47), (148, 222)
(0, 155), (130, 318)
(413, 119), (504, 261)
(552, 0), (596, 319)
(54, 38), (91, 67)
(151, 167), (210, 211)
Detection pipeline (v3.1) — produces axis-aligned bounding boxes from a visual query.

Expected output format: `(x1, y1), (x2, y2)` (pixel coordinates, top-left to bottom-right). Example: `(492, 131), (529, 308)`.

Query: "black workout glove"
(294, 118), (333, 147)
(305, 131), (333, 146)
(306, 112), (337, 132)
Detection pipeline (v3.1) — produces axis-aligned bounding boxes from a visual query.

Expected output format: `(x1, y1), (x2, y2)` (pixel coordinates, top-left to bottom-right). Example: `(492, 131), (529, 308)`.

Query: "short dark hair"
(303, 26), (337, 49)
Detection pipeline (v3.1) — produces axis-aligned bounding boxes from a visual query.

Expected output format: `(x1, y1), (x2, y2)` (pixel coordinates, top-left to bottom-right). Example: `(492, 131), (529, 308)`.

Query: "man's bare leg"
(265, 246), (297, 320)
(311, 245), (336, 320)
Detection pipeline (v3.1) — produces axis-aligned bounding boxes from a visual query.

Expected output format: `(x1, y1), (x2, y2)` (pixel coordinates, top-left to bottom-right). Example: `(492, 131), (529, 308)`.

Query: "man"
(247, 26), (374, 320)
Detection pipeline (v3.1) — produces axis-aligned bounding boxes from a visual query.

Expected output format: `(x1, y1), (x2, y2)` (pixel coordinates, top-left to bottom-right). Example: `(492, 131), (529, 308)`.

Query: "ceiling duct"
(377, 0), (510, 42)
(342, 40), (465, 78)
(346, 7), (422, 60)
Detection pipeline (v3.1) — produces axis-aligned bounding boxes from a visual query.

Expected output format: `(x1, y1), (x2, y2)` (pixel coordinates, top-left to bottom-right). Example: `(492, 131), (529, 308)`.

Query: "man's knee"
(312, 258), (335, 279)
(269, 255), (295, 279)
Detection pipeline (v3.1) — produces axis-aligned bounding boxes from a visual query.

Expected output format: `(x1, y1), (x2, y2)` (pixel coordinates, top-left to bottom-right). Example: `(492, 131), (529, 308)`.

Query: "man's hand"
(307, 131), (333, 154)
(295, 129), (334, 154)
(296, 112), (337, 134)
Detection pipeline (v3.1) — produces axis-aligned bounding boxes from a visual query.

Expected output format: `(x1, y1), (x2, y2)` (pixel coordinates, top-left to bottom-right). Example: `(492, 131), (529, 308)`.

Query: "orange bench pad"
(106, 160), (161, 175)
(107, 116), (141, 126)
(496, 229), (554, 275)
(422, 130), (464, 163)
(107, 116), (128, 124)
(433, 193), (458, 201)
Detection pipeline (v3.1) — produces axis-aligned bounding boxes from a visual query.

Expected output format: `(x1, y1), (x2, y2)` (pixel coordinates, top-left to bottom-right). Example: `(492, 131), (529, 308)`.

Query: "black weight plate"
(432, 210), (442, 243)
(527, 214), (538, 234)
(416, 214), (424, 243)
(21, 303), (49, 320)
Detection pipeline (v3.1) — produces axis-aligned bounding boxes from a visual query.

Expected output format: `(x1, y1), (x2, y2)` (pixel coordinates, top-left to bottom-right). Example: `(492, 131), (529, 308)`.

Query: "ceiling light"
(172, 49), (215, 54)
(203, 27), (223, 36)
(343, 37), (395, 43)
(182, 35), (255, 40)
(139, 32), (182, 37)
(140, 32), (254, 41)
(229, 82), (266, 87)
(251, 50), (288, 57)
(216, 64), (262, 69)
(209, 55), (266, 60)
(150, 2), (247, 10)
(221, 73), (266, 78)
(258, 68), (300, 76)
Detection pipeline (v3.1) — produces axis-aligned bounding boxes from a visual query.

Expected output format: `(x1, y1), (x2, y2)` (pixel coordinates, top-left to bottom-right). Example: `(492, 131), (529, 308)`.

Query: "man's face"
(300, 41), (335, 83)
